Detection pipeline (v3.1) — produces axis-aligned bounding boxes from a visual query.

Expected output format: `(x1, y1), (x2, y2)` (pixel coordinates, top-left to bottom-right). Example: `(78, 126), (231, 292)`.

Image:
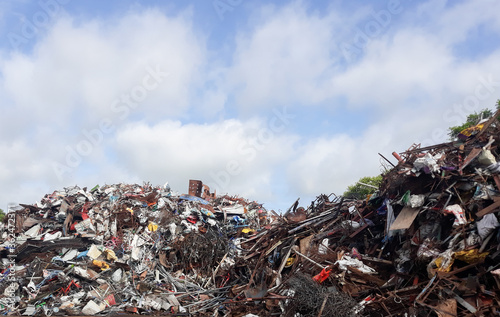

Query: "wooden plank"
(493, 175), (500, 192)
(271, 238), (297, 287)
(347, 266), (385, 287)
(438, 263), (478, 277)
(264, 240), (283, 256)
(349, 224), (368, 238)
(476, 199), (500, 218)
(389, 207), (419, 231)
(459, 147), (482, 171)
(243, 251), (260, 261)
(299, 235), (313, 255)
(361, 256), (393, 265)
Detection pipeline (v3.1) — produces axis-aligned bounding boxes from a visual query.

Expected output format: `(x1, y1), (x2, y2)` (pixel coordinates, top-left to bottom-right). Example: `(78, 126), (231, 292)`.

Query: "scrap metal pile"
(3, 112), (500, 316)
(0, 181), (274, 316)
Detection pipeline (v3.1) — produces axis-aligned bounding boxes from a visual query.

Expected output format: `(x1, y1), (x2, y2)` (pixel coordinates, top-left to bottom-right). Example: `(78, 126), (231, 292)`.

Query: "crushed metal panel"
(389, 207), (420, 231)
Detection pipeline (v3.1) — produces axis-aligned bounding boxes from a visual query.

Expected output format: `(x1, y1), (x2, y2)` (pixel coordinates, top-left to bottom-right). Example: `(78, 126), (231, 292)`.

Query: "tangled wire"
(282, 273), (357, 317)
(172, 228), (229, 276)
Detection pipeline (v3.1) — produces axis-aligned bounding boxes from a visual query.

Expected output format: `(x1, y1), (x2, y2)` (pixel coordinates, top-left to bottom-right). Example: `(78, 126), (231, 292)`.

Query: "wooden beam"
(476, 200), (500, 218)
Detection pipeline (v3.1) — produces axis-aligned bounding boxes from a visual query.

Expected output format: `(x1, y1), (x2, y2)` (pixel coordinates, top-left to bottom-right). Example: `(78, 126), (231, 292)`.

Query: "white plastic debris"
(181, 220), (199, 233)
(477, 213), (500, 240)
(22, 305), (36, 315)
(207, 218), (217, 226)
(408, 194), (425, 208)
(169, 223), (177, 237)
(131, 246), (141, 261)
(318, 238), (329, 255)
(74, 218), (95, 234)
(74, 267), (90, 279)
(220, 257), (236, 270)
(81, 300), (104, 315)
(144, 296), (163, 310)
(478, 149), (497, 166)
(24, 224), (41, 238)
(412, 152), (443, 176)
(62, 249), (79, 262)
(348, 206), (356, 214)
(157, 197), (166, 209)
(43, 231), (62, 241)
(416, 239), (440, 260)
(112, 268), (123, 283)
(444, 204), (467, 227)
(167, 294), (180, 306)
(87, 244), (102, 260)
(335, 255), (376, 274)
(110, 218), (117, 236)
(340, 220), (361, 230)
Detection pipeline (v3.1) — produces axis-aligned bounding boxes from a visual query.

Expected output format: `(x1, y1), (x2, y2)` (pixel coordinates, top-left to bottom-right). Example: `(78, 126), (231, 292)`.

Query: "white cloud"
(228, 1), (350, 111)
(0, 9), (205, 128)
(113, 118), (297, 203)
(431, 0), (500, 44)
(287, 129), (390, 198)
(1, 0), (500, 213)
(227, 0), (500, 118)
(332, 30), (457, 107)
(0, 8), (207, 207)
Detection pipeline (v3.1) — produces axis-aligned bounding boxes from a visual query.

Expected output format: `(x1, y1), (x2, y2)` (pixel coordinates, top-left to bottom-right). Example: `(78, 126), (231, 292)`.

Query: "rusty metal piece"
(189, 179), (203, 197)
(392, 151), (404, 163)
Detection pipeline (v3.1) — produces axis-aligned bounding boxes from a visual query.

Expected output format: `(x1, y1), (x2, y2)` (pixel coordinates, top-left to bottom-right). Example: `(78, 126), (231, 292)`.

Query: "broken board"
(389, 207), (420, 231)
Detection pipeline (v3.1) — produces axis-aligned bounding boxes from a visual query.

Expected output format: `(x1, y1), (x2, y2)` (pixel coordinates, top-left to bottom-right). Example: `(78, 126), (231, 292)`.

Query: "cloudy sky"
(1, 0), (500, 212)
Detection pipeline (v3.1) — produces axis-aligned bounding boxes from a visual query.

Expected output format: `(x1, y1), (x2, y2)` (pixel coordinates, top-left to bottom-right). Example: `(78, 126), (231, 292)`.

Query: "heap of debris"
(3, 111), (500, 316)
(0, 181), (273, 316)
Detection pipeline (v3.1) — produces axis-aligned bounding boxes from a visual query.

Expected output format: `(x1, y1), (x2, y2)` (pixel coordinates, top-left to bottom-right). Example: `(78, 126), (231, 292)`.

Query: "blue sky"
(1, 0), (500, 212)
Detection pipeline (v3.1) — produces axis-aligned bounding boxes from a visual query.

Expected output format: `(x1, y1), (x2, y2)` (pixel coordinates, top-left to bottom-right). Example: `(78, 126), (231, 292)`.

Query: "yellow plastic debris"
(459, 123), (484, 138)
(103, 249), (118, 261)
(92, 260), (110, 271)
(241, 228), (256, 234)
(285, 257), (295, 268)
(433, 255), (454, 273)
(454, 249), (488, 264)
(148, 222), (158, 232)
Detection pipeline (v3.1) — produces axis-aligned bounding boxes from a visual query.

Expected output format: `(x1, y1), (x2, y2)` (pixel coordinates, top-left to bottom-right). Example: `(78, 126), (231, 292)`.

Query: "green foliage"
(448, 101), (500, 140)
(0, 208), (4, 222)
(343, 175), (382, 200)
